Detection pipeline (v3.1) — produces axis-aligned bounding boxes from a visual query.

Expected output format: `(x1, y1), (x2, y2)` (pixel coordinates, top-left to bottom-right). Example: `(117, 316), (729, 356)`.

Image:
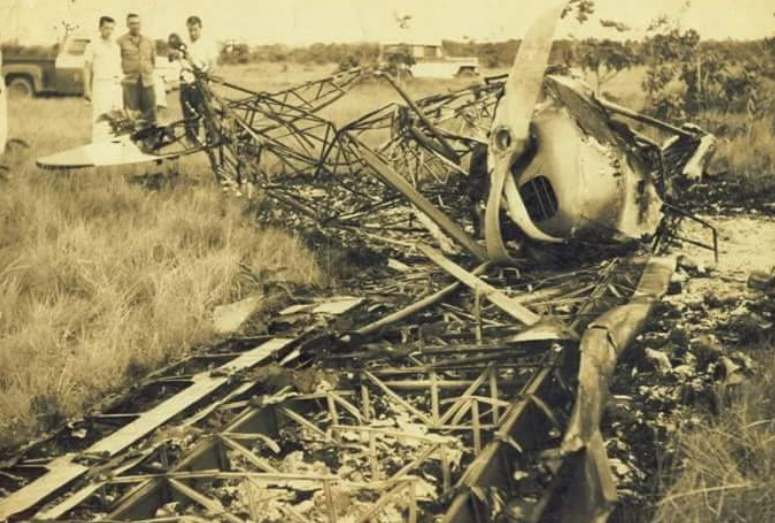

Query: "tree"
(382, 45), (415, 82)
(576, 38), (635, 94)
(562, 4), (635, 95)
(479, 43), (501, 69)
(337, 44), (380, 73)
(562, 0), (596, 23)
(220, 43), (250, 65)
(639, 8), (705, 119)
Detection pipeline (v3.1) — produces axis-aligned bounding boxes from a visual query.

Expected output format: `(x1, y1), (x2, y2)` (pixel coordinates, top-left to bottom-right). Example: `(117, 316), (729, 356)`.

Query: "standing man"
(83, 16), (122, 142)
(117, 13), (156, 124)
(176, 15), (219, 143)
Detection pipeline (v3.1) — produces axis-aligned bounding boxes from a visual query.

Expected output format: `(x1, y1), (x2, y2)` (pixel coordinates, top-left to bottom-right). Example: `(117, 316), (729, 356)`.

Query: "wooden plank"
(363, 372), (433, 425)
(34, 480), (103, 520)
(380, 73), (460, 163)
(418, 243), (540, 326)
(350, 262), (489, 338)
(35, 450), (151, 520)
(87, 378), (226, 457)
(278, 407), (329, 439)
(213, 294), (264, 334)
(329, 426), (440, 444)
(0, 338), (292, 521)
(353, 481), (413, 523)
(108, 479), (164, 520)
(323, 480), (339, 523)
(356, 144), (488, 261)
(181, 381), (256, 426)
(391, 444), (440, 481)
(0, 457), (88, 520)
(88, 338), (293, 457)
(220, 436), (279, 473)
(280, 296), (363, 316)
(169, 478), (242, 523)
(439, 368), (491, 426)
(311, 297), (363, 315)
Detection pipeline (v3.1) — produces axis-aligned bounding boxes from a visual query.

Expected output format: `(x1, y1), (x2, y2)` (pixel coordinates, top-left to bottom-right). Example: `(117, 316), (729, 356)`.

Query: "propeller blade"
(484, 1), (568, 262)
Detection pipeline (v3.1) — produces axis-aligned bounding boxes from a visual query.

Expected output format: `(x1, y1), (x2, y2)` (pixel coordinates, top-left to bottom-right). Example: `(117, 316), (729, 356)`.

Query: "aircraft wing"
(36, 135), (186, 170)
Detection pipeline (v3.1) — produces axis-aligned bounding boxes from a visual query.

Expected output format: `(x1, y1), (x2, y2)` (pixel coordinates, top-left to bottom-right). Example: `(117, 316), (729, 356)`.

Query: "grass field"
(0, 70), (329, 451)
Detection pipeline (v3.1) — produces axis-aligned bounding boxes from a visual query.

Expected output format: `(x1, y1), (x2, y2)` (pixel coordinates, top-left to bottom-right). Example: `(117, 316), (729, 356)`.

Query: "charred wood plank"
(418, 243), (541, 326)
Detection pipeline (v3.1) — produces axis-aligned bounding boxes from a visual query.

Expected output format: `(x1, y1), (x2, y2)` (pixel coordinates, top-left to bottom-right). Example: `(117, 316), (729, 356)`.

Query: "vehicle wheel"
(456, 68), (477, 78)
(7, 77), (34, 99)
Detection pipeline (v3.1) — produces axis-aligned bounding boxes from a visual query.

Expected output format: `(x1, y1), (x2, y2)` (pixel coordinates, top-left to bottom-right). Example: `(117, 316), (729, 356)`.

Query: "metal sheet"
(557, 257), (676, 522)
(36, 136), (178, 170)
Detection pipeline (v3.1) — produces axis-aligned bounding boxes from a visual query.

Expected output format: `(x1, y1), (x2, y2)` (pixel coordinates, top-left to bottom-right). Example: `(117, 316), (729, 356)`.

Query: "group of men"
(84, 13), (218, 142)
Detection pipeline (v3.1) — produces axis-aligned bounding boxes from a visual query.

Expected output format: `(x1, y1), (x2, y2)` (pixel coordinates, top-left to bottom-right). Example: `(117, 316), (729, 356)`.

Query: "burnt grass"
(683, 172), (775, 216)
(605, 272), (775, 522)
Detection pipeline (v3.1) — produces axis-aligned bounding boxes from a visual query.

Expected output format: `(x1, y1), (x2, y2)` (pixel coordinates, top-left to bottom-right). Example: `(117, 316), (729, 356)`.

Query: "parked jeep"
(380, 40), (480, 79)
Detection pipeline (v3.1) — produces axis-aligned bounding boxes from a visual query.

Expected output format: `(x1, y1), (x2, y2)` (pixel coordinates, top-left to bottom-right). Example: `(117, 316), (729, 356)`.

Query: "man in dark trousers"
(117, 13), (156, 124)
(171, 15), (219, 144)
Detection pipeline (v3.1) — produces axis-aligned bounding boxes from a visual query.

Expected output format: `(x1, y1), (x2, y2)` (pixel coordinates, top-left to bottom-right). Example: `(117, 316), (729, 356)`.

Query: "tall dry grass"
(700, 112), (775, 195)
(0, 62), (475, 452)
(0, 95), (322, 450)
(653, 355), (775, 523)
(0, 65), (476, 450)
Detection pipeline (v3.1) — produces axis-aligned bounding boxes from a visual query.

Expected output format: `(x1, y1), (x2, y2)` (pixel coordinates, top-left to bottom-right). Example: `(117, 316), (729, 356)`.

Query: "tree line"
(3, 27), (773, 123)
(218, 35), (775, 119)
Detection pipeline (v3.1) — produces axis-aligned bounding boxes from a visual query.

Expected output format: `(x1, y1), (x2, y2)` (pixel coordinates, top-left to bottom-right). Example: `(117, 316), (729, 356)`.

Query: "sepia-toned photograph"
(0, 1), (773, 522)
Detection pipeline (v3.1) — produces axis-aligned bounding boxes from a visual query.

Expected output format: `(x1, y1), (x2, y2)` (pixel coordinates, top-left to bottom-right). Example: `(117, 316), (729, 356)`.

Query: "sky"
(1, 0), (773, 46)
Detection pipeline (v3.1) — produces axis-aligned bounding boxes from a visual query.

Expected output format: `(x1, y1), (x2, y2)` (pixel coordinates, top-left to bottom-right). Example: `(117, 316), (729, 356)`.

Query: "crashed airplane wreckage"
(15, 2), (720, 522)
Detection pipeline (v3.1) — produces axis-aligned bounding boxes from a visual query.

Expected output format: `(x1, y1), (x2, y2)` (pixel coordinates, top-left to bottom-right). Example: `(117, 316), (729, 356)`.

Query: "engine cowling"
(499, 75), (664, 245)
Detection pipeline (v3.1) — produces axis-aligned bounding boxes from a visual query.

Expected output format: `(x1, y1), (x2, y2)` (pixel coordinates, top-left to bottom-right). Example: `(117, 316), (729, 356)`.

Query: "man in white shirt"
(84, 16), (123, 142)
(153, 69), (168, 122)
(174, 15), (219, 143)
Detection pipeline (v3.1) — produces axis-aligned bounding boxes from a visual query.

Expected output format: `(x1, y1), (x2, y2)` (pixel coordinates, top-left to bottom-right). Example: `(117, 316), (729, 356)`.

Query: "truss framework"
(0, 254), (675, 523)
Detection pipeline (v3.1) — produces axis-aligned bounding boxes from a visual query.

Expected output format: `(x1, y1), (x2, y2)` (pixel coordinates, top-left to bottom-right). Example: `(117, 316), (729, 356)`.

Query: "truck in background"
(380, 40), (480, 79)
(2, 35), (180, 98)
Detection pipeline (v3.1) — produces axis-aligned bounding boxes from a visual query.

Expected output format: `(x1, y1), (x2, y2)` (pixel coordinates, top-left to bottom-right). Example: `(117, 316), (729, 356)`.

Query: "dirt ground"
(605, 212), (775, 521)
(679, 214), (775, 298)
